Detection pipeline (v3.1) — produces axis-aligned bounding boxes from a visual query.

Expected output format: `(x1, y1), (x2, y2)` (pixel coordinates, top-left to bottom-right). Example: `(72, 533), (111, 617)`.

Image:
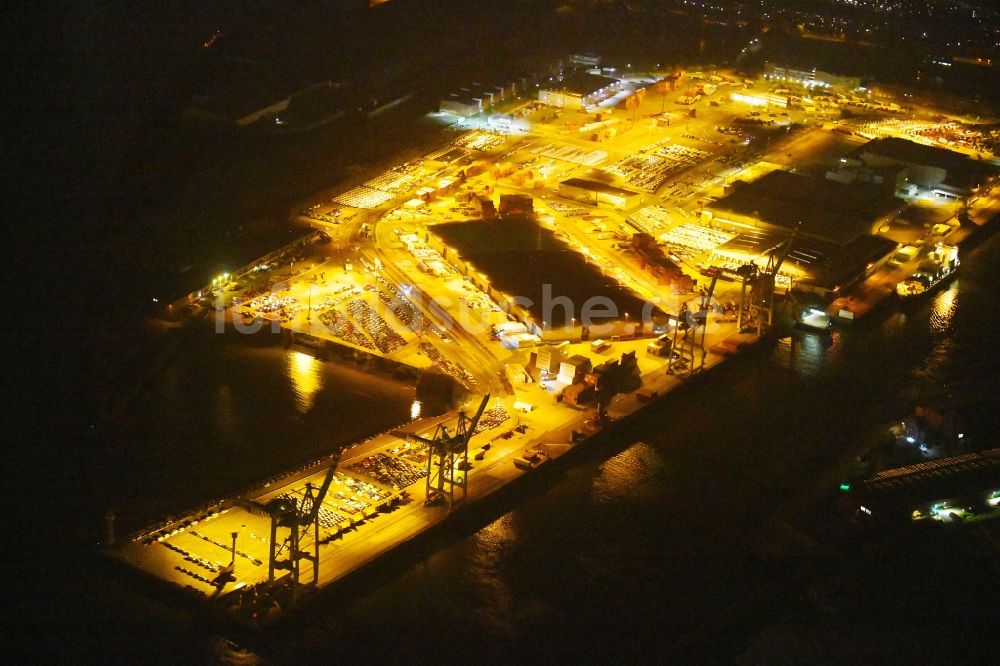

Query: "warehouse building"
(763, 62), (861, 91)
(440, 81), (513, 117)
(429, 217), (663, 339)
(701, 170), (901, 296)
(852, 137), (993, 199)
(558, 178), (641, 210)
(701, 170), (901, 246)
(538, 71), (620, 110)
(440, 94), (487, 117)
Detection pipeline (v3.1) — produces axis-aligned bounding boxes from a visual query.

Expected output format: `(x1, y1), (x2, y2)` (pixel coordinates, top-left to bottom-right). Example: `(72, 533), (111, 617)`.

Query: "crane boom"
(300, 452), (341, 526)
(700, 270), (720, 313)
(411, 394), (492, 510)
(746, 221), (801, 336)
(464, 394), (491, 443)
(668, 271), (720, 377)
(768, 221), (801, 277)
(391, 430), (435, 446)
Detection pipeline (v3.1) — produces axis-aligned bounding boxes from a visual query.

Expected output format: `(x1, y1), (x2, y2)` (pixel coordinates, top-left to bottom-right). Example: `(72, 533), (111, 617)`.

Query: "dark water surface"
(96, 331), (415, 535)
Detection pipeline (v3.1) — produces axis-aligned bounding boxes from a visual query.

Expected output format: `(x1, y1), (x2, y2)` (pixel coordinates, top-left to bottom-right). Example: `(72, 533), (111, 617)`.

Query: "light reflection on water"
(906, 283), (960, 404)
(930, 283), (959, 334)
(908, 333), (956, 407)
(287, 350), (323, 413)
(593, 442), (662, 501)
(470, 512), (519, 635)
(773, 330), (842, 377)
(476, 512), (519, 558)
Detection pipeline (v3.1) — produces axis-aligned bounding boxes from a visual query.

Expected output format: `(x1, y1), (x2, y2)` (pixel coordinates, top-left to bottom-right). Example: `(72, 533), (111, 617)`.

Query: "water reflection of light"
(930, 286), (958, 334)
(593, 442), (661, 501)
(478, 512), (519, 551)
(470, 513), (517, 630)
(799, 332), (824, 363)
(780, 331), (841, 377)
(287, 350), (322, 413)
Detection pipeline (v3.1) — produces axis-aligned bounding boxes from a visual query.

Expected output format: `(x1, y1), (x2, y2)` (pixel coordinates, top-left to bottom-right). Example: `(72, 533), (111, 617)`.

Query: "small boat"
(895, 244), (959, 298)
(796, 307), (833, 333)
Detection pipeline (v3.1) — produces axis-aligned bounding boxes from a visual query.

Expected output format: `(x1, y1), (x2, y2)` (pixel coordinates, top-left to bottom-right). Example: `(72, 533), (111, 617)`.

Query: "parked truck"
(646, 333), (673, 357)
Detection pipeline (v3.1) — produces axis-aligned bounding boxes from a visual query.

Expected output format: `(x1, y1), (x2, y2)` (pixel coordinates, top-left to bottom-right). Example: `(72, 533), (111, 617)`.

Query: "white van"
(591, 339), (611, 353)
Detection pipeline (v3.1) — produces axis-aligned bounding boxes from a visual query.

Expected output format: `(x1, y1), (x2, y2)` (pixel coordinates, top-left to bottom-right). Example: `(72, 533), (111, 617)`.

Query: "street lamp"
(230, 531), (239, 573)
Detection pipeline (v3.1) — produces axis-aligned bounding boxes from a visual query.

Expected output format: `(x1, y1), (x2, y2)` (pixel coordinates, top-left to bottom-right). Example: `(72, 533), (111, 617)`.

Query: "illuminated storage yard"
(24, 0), (1000, 659)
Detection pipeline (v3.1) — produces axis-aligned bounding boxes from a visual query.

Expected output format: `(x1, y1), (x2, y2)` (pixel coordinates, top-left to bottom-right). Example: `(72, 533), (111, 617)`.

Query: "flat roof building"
(440, 95), (485, 117)
(569, 53), (601, 68)
(539, 71), (620, 110)
(855, 448), (1000, 522)
(429, 217), (662, 337)
(558, 178), (641, 210)
(852, 137), (993, 195)
(701, 170), (902, 295)
(702, 170), (901, 246)
(439, 81), (505, 117)
(763, 62), (861, 91)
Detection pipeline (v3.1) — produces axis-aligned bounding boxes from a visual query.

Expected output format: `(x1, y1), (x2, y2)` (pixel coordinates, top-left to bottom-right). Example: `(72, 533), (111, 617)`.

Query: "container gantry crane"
(237, 452), (341, 596)
(393, 394), (491, 511)
(668, 268), (721, 377)
(737, 222), (800, 336)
